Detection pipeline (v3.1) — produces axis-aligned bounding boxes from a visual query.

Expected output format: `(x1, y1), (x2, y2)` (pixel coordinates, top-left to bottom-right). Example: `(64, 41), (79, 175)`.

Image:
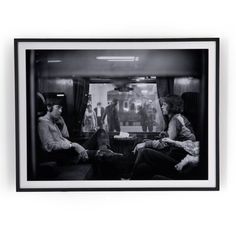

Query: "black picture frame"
(15, 38), (219, 191)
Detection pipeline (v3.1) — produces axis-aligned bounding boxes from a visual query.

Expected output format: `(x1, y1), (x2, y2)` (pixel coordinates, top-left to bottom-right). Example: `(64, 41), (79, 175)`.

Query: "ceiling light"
(47, 59), (62, 63)
(96, 56), (139, 62)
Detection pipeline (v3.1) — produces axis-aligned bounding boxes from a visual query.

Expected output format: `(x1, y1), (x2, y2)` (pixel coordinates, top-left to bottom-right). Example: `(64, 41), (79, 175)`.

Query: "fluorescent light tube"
(96, 56), (139, 62)
(47, 60), (62, 63)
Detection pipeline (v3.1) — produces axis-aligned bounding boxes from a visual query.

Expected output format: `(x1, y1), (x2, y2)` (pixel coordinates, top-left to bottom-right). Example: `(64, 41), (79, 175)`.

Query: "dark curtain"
(156, 77), (174, 130)
(73, 77), (90, 134)
(156, 77), (174, 98)
(181, 92), (200, 139)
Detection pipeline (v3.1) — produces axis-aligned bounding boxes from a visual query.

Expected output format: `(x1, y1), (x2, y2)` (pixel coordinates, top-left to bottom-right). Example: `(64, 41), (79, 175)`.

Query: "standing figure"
(94, 102), (105, 129)
(83, 104), (97, 132)
(138, 105), (148, 132)
(145, 100), (156, 132)
(102, 98), (120, 132)
(139, 101), (156, 132)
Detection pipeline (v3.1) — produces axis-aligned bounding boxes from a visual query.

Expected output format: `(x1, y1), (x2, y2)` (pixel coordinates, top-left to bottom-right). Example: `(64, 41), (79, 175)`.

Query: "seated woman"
(131, 95), (197, 180)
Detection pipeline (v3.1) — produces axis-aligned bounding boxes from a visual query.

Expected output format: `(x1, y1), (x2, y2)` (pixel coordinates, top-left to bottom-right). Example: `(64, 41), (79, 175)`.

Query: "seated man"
(38, 100), (88, 164)
(38, 99), (124, 179)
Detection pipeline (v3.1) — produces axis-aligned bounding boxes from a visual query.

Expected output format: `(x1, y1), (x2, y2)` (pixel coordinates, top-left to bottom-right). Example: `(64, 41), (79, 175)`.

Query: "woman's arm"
(167, 118), (178, 140)
(162, 138), (183, 148)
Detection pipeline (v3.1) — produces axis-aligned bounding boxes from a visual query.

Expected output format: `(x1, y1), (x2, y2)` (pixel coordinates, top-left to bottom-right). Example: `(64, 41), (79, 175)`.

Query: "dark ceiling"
(33, 49), (205, 78)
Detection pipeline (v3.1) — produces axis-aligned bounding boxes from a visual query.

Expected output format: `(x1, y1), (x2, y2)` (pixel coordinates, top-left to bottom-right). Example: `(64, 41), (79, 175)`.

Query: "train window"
(82, 81), (165, 133)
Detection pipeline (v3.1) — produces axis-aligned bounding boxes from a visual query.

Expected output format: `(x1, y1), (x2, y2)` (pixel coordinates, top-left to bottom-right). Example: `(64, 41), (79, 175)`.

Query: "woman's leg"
(132, 162), (153, 180)
(132, 148), (178, 179)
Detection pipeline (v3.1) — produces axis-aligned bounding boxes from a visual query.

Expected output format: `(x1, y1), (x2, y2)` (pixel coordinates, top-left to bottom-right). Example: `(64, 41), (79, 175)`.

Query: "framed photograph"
(15, 38), (219, 191)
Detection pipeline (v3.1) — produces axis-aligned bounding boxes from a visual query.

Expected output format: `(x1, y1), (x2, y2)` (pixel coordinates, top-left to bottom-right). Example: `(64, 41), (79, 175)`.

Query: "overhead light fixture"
(96, 56), (139, 62)
(107, 59), (134, 62)
(47, 59), (62, 63)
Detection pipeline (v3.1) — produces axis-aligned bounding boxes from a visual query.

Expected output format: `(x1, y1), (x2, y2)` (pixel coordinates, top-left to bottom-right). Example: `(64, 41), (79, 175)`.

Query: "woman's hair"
(161, 95), (184, 114)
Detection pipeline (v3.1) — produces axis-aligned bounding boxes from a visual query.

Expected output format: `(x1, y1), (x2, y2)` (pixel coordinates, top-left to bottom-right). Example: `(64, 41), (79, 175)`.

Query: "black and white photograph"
(15, 39), (219, 191)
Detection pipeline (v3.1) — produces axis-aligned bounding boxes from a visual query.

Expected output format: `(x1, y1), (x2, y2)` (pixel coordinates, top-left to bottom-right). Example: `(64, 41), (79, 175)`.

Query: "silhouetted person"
(145, 100), (156, 132)
(94, 102), (105, 129)
(139, 101), (155, 132)
(102, 98), (120, 132)
(138, 105), (148, 132)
